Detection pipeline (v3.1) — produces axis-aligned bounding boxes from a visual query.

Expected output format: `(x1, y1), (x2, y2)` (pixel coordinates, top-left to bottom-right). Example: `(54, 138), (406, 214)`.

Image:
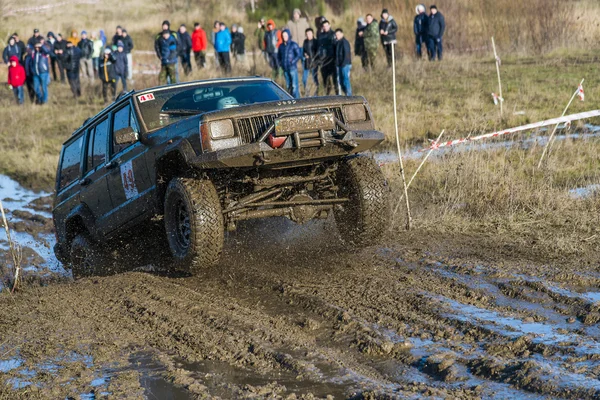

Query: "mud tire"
(70, 233), (111, 279)
(334, 156), (390, 247)
(164, 177), (224, 274)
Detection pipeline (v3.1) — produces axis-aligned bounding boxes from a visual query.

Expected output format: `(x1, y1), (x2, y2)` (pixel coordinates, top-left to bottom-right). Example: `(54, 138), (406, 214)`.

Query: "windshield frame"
(133, 78), (291, 134)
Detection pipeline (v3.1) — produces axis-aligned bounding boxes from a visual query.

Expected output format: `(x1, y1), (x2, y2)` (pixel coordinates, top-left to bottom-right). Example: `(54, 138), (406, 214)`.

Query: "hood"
(281, 28), (292, 41)
(267, 19), (276, 30)
(9, 55), (19, 63)
(47, 32), (56, 39)
(292, 8), (301, 17)
(357, 17), (366, 27)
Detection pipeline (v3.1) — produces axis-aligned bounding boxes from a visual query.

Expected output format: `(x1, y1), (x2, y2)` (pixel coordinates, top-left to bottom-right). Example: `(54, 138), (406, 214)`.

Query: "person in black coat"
(99, 48), (117, 103)
(3, 36), (21, 64)
(178, 24), (192, 75)
(52, 34), (67, 83)
(114, 41), (128, 91)
(379, 9), (398, 67)
(27, 29), (42, 48)
(64, 41), (82, 98)
(12, 33), (27, 64)
(316, 20), (337, 95)
(414, 4), (429, 58)
(302, 28), (318, 96)
(427, 5), (445, 61)
(231, 25), (246, 65)
(334, 29), (352, 96)
(354, 18), (367, 71)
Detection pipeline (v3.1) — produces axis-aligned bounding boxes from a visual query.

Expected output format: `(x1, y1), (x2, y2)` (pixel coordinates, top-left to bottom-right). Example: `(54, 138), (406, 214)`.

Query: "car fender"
(64, 203), (97, 241)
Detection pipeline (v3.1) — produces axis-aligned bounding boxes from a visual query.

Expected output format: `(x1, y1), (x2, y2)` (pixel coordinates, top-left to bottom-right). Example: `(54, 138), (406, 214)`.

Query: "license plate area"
(274, 113), (335, 136)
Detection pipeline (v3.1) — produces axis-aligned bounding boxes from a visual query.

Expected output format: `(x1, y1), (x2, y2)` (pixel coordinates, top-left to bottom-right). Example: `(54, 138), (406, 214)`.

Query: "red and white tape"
(420, 109), (600, 152)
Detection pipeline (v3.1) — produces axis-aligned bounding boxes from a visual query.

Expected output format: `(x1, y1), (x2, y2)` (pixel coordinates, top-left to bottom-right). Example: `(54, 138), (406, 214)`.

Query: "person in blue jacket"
(157, 30), (178, 85)
(427, 5), (445, 61)
(27, 42), (50, 104)
(414, 4), (428, 58)
(215, 22), (232, 73)
(277, 29), (302, 99)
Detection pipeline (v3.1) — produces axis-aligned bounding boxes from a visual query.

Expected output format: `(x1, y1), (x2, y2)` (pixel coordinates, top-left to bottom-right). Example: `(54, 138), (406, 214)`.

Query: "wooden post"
(491, 37), (503, 118)
(537, 78), (584, 168)
(0, 199), (21, 293)
(391, 42), (412, 230)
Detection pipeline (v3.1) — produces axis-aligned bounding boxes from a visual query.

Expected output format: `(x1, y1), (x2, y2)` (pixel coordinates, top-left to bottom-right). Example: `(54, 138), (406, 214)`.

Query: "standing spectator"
(354, 18), (367, 71)
(91, 32), (103, 78)
(315, 16), (326, 38)
(40, 38), (54, 86)
(28, 42), (50, 104)
(53, 34), (67, 83)
(317, 20), (337, 95)
(23, 47), (36, 102)
(64, 41), (82, 98)
(379, 9), (398, 68)
(46, 32), (58, 81)
(114, 41), (128, 91)
(277, 29), (302, 98)
(3, 37), (21, 64)
(414, 4), (428, 58)
(68, 30), (80, 46)
(99, 48), (117, 102)
(78, 31), (94, 81)
(12, 33), (27, 63)
(112, 26), (123, 47)
(302, 28), (318, 96)
(335, 29), (352, 96)
(121, 30), (134, 80)
(231, 25), (246, 66)
(286, 9), (310, 49)
(253, 19), (266, 62)
(211, 21), (221, 68)
(178, 24), (193, 76)
(192, 22), (208, 69)
(7, 56), (26, 105)
(28, 29), (42, 47)
(427, 5), (445, 61)
(99, 30), (107, 46)
(157, 30), (178, 85)
(215, 23), (232, 74)
(264, 20), (280, 78)
(155, 21), (179, 83)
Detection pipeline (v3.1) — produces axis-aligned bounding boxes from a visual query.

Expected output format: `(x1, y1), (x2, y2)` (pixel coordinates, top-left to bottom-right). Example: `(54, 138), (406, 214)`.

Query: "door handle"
(80, 177), (92, 187)
(106, 160), (120, 170)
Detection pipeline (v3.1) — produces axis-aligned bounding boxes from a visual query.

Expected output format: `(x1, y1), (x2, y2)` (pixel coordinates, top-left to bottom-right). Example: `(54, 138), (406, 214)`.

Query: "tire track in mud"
(1, 217), (600, 398)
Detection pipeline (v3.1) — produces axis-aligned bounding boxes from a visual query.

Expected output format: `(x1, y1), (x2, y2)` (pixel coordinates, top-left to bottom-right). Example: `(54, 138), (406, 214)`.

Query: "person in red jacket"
(7, 55), (26, 105)
(192, 22), (207, 69)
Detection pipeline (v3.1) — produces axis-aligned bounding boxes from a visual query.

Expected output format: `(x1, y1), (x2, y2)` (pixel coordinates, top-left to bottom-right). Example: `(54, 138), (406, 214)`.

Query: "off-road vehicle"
(53, 77), (390, 277)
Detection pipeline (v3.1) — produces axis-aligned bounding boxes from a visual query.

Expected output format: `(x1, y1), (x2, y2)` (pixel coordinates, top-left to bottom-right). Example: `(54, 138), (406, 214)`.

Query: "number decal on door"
(120, 160), (139, 200)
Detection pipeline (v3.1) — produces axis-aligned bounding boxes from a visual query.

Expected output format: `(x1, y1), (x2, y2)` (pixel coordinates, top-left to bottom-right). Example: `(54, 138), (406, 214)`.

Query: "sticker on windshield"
(120, 160), (138, 200)
(138, 93), (155, 103)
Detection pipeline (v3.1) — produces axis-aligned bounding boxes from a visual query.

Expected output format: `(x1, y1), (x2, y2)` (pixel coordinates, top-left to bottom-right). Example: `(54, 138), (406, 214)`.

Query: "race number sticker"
(120, 160), (138, 200)
(138, 93), (155, 103)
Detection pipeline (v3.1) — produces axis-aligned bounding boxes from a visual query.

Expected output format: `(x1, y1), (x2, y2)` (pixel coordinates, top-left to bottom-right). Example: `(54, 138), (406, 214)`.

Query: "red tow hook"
(268, 134), (286, 148)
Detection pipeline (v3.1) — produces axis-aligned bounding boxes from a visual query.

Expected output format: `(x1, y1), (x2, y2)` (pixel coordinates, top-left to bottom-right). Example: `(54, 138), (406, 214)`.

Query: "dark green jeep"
(53, 77), (390, 277)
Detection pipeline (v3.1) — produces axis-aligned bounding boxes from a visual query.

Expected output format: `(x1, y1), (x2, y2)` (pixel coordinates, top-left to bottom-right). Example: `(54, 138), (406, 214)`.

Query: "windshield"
(135, 80), (291, 132)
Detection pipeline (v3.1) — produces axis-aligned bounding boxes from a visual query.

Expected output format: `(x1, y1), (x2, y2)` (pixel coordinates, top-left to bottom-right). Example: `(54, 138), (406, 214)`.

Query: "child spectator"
(7, 56), (26, 105)
(99, 48), (117, 102)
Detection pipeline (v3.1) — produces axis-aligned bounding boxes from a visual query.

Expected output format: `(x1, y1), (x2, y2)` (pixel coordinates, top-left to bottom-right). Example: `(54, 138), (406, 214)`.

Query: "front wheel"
(334, 156), (391, 247)
(164, 177), (224, 274)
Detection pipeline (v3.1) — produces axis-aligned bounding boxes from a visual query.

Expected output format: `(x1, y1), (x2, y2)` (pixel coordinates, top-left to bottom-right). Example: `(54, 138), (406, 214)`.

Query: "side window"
(59, 136), (83, 190)
(85, 118), (109, 172)
(112, 104), (136, 155)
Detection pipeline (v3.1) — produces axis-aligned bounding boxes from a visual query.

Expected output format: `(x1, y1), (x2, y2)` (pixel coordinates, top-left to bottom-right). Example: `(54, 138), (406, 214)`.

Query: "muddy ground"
(1, 176), (600, 399)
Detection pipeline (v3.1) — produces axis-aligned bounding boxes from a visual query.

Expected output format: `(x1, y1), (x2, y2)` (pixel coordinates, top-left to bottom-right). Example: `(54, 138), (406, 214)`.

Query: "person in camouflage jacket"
(363, 14), (379, 70)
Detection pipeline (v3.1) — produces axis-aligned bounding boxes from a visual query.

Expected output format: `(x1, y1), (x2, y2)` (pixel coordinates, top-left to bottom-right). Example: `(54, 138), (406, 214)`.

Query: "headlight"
(210, 119), (234, 139)
(344, 104), (367, 122)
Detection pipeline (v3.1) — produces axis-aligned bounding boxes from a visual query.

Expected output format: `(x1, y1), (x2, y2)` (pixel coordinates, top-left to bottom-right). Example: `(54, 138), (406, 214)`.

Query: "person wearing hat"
(363, 14), (379, 71)
(3, 36), (21, 64)
(277, 29), (302, 98)
(286, 8), (310, 50)
(64, 41), (82, 98)
(155, 21), (179, 83)
(114, 41), (128, 91)
(178, 24), (193, 76)
(317, 19), (337, 95)
(192, 22), (208, 69)
(27, 41), (50, 104)
(77, 31), (94, 81)
(7, 55), (26, 105)
(68, 30), (80, 46)
(379, 8), (398, 67)
(157, 29), (178, 85)
(120, 29), (134, 80)
(99, 48), (117, 102)
(231, 24), (246, 66)
(27, 29), (42, 48)
(355, 17), (367, 71)
(414, 4), (429, 58)
(427, 5), (445, 61)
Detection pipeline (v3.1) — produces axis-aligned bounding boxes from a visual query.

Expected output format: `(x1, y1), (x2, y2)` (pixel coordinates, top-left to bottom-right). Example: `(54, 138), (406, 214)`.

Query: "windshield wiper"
(160, 109), (202, 116)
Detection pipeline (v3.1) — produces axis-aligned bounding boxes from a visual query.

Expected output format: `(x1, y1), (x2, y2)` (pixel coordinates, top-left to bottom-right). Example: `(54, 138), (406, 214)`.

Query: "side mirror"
(114, 126), (139, 145)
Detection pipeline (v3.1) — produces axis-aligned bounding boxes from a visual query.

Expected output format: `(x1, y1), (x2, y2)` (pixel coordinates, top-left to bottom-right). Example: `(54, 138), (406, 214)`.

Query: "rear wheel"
(70, 233), (111, 279)
(334, 156), (391, 247)
(164, 177), (224, 274)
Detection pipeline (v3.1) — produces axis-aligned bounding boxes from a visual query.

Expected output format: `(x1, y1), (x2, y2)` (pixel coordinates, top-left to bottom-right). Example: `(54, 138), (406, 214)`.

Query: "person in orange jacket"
(264, 20), (282, 78)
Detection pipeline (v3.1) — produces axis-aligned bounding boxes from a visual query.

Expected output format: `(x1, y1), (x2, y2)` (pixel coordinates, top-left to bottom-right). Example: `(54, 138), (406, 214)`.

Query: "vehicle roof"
(62, 76), (273, 146)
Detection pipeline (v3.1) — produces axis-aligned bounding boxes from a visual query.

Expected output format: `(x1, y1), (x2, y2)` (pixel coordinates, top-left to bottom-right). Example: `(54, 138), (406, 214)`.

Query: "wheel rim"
(174, 197), (191, 250)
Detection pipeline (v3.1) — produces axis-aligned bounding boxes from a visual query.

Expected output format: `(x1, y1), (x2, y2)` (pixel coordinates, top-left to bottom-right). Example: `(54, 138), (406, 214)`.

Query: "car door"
(79, 118), (114, 236)
(105, 101), (154, 231)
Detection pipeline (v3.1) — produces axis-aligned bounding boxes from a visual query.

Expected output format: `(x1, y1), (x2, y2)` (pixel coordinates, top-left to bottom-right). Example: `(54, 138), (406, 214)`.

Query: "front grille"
(236, 107), (345, 144)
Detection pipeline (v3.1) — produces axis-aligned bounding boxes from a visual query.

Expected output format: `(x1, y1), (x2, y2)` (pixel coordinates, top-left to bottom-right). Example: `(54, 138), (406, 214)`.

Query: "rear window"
(112, 104), (136, 155)
(59, 136), (83, 190)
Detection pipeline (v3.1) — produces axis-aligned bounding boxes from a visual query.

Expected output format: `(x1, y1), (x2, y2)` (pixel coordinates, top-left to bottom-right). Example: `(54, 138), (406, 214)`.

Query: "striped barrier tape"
(420, 109), (600, 152)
